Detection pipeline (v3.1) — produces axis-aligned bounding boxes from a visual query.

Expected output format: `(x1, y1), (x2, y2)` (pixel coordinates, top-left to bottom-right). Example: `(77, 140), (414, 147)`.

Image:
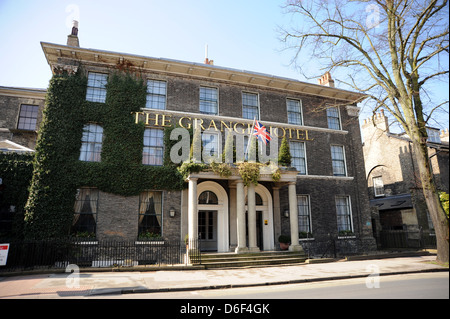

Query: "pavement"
(0, 253), (448, 299)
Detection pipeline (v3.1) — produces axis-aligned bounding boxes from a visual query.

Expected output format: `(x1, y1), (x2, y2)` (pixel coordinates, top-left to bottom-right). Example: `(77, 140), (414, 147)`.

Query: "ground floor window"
(138, 191), (163, 238)
(297, 195), (312, 237)
(336, 195), (353, 234)
(72, 188), (98, 238)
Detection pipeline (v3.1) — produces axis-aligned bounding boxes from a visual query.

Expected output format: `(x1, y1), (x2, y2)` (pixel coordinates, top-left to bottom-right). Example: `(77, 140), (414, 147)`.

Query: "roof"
(0, 86), (46, 99)
(41, 41), (367, 104)
(0, 140), (35, 153)
(370, 194), (413, 211)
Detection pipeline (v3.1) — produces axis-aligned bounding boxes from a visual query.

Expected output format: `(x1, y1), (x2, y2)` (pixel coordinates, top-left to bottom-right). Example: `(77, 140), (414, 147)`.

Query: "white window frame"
(331, 145), (347, 176)
(202, 131), (221, 162)
(143, 128), (164, 166)
(287, 98), (303, 126)
(199, 86), (219, 115)
(373, 176), (384, 197)
(335, 195), (354, 235)
(86, 72), (108, 103)
(146, 79), (167, 110)
(297, 195), (312, 237)
(79, 123), (103, 162)
(242, 92), (260, 120)
(138, 190), (164, 238)
(290, 141), (307, 175)
(326, 106), (342, 130)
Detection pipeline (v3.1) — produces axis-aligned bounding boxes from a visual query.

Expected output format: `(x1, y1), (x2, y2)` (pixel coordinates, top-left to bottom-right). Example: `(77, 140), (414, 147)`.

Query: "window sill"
(74, 240), (98, 245)
(135, 240), (165, 245)
(337, 236), (356, 240)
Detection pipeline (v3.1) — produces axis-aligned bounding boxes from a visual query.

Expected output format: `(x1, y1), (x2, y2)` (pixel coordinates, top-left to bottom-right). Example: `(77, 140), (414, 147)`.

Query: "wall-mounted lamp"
(169, 207), (176, 218)
(284, 209), (289, 218)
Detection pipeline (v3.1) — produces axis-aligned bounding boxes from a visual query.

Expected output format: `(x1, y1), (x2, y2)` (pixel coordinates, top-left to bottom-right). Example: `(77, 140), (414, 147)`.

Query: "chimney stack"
(441, 128), (449, 143)
(204, 44), (214, 65)
(67, 20), (79, 47)
(318, 72), (335, 88)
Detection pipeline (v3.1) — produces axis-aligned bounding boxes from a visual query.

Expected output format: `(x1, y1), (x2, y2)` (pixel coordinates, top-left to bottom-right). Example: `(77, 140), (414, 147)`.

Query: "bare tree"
(280, 0), (449, 262)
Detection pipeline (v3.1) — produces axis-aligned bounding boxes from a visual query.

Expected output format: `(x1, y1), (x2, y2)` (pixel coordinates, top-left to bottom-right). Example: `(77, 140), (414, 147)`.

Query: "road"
(90, 272), (448, 299)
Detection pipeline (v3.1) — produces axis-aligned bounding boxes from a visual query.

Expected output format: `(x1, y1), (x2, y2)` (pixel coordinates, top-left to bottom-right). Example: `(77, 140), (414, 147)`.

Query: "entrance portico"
(183, 168), (302, 254)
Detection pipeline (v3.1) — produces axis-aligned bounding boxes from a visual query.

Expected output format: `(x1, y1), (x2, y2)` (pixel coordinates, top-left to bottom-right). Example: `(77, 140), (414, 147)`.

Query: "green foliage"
(25, 71), (87, 240)
(24, 70), (185, 240)
(237, 162), (261, 186)
(0, 152), (34, 239)
(210, 162), (232, 178)
(278, 136), (292, 167)
(439, 192), (449, 219)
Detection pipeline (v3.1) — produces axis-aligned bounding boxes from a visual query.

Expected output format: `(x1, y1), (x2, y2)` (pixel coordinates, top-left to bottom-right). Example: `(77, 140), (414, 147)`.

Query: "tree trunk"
(411, 135), (449, 263)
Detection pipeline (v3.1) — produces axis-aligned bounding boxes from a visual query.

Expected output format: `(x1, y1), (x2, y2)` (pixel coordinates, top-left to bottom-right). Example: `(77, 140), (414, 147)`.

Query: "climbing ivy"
(24, 70), (184, 240)
(0, 152), (34, 239)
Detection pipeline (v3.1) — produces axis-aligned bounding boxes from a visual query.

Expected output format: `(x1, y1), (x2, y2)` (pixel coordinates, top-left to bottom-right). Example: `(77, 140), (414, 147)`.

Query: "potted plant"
(278, 235), (291, 250)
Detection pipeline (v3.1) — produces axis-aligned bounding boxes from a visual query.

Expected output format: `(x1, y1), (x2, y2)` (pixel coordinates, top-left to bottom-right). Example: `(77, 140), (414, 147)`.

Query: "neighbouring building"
(0, 23), (377, 256)
(362, 110), (448, 248)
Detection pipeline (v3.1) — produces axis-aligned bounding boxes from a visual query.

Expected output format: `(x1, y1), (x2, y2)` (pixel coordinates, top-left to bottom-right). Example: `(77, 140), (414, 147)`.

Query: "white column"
(188, 177), (198, 243)
(272, 185), (281, 249)
(247, 183), (259, 252)
(288, 181), (302, 252)
(235, 180), (248, 253)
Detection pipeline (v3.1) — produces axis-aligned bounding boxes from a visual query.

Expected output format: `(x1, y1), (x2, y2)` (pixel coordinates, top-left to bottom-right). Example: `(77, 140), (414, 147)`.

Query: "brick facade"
(0, 31), (378, 256)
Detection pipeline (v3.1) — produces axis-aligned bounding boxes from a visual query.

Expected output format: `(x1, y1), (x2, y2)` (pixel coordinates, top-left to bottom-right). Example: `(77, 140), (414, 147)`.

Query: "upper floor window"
(373, 176), (384, 197)
(242, 92), (259, 120)
(202, 132), (220, 161)
(146, 80), (167, 110)
(143, 128), (164, 166)
(290, 141), (307, 175)
(331, 145), (347, 176)
(327, 107), (341, 130)
(79, 124), (103, 162)
(86, 72), (107, 103)
(200, 87), (218, 115)
(287, 99), (303, 125)
(426, 128), (441, 143)
(17, 104), (39, 131)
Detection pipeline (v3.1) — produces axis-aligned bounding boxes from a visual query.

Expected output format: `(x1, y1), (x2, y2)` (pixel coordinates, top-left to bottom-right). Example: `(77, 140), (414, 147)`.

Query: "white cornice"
(41, 42), (367, 104)
(0, 86), (46, 99)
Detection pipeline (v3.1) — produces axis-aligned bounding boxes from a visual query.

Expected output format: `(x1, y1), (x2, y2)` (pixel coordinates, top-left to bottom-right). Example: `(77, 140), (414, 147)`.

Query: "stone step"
(193, 251), (307, 269)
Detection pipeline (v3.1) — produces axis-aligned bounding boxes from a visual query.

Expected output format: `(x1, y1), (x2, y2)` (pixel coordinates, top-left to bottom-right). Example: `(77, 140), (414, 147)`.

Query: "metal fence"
(0, 238), (202, 273)
(377, 230), (437, 249)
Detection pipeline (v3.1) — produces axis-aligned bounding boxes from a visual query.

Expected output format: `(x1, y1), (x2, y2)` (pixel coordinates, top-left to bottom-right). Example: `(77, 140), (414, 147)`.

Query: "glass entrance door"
(199, 210), (217, 251)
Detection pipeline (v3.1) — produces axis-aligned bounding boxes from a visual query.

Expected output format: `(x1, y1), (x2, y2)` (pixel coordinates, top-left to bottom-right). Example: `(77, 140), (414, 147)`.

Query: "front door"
(199, 210), (217, 251)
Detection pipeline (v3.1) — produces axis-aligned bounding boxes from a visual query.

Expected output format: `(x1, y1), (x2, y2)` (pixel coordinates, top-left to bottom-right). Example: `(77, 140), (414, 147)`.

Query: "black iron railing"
(0, 238), (202, 272)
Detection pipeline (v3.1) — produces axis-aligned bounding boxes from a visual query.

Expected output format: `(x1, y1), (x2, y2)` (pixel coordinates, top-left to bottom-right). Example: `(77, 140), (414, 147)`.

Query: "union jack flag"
(252, 120), (271, 145)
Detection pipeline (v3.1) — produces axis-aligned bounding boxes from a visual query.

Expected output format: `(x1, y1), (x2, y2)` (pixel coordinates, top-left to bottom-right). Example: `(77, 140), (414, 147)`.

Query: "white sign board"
(0, 244), (10, 266)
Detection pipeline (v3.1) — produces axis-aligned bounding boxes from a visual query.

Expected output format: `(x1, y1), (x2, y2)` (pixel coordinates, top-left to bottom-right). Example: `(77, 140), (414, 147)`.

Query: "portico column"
(288, 181), (303, 252)
(247, 183), (259, 252)
(188, 177), (198, 244)
(235, 180), (248, 253)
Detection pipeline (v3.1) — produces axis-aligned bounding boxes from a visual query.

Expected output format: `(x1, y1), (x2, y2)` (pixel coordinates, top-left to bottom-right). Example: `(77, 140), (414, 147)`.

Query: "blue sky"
(0, 0), (448, 132)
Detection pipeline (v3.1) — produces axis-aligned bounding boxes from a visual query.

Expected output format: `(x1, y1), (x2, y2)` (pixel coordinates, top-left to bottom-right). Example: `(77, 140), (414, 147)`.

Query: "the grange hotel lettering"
(133, 111), (314, 141)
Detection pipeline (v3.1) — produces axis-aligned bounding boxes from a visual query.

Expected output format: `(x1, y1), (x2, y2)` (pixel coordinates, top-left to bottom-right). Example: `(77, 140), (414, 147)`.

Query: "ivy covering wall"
(0, 152), (34, 239)
(24, 70), (184, 240)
